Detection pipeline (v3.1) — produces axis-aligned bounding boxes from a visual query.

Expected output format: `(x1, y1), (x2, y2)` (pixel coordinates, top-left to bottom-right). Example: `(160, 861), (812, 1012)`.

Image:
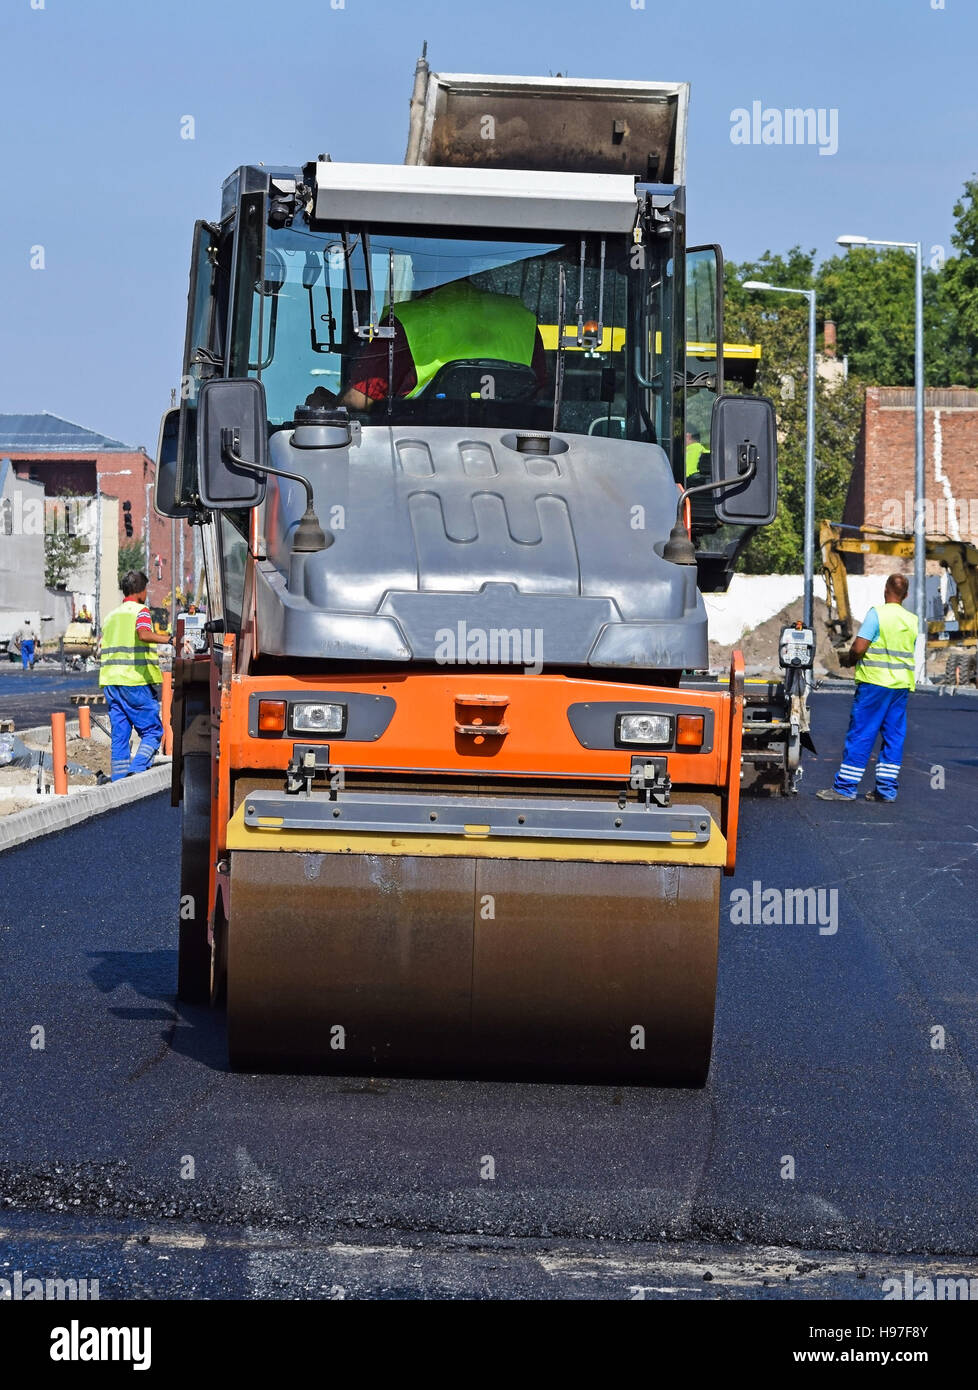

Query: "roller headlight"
(292, 702), (346, 734)
(617, 712), (673, 746)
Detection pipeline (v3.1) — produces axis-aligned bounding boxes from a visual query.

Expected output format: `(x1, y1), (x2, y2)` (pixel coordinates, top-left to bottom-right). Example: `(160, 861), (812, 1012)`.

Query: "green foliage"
(718, 179), (978, 570)
(117, 541), (147, 586)
(45, 530), (89, 589)
(723, 252), (864, 572)
(938, 178), (978, 386)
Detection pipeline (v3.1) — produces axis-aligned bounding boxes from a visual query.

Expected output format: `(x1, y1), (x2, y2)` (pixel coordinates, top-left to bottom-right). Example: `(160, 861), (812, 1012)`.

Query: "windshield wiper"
(575, 238), (606, 350)
(343, 226), (395, 341)
(553, 263), (567, 431)
(306, 250), (337, 353)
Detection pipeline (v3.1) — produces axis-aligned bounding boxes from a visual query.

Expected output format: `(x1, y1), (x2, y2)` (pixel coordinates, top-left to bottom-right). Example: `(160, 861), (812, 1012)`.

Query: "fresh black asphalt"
(0, 667), (97, 730)
(1, 689), (976, 1298)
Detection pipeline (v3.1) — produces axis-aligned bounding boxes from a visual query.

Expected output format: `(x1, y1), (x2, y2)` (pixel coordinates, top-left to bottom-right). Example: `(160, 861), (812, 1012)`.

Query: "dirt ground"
(60, 735), (112, 777)
(0, 767), (37, 818)
(709, 596), (841, 677)
(708, 596), (961, 681)
(0, 731), (112, 818)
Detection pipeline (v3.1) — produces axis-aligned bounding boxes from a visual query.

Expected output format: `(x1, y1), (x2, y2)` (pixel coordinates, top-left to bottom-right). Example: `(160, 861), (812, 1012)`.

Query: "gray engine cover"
(254, 426), (707, 670)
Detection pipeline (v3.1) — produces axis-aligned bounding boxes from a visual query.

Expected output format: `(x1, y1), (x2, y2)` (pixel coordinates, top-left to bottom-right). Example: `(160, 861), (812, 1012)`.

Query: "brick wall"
(844, 387), (978, 574)
(12, 450), (177, 607)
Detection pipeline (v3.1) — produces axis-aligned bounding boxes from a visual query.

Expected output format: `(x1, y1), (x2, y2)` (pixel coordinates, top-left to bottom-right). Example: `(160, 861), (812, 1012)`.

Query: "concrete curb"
(0, 765), (171, 854)
(815, 679), (978, 699)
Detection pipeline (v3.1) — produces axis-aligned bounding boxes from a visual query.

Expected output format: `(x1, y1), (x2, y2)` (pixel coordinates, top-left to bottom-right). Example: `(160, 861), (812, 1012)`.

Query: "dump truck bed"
(405, 66), (688, 182)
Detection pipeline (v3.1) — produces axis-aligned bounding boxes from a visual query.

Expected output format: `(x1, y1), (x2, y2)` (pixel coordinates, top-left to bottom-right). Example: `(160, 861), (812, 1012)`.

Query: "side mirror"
(154, 408), (194, 519)
(711, 394), (778, 525)
(196, 379), (268, 510)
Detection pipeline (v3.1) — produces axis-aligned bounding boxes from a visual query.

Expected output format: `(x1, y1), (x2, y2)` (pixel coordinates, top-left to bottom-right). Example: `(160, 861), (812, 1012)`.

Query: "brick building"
(0, 412), (173, 607)
(844, 387), (978, 574)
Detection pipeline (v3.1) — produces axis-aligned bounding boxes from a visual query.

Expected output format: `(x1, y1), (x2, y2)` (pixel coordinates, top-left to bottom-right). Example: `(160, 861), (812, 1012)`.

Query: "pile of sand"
(709, 596), (841, 677)
(61, 736), (111, 777)
(709, 595), (966, 681)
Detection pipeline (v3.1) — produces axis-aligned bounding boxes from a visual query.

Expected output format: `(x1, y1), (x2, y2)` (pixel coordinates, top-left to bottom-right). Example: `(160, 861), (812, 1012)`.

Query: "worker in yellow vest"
(306, 278), (547, 410)
(817, 573), (919, 802)
(685, 430), (707, 478)
(97, 570), (171, 781)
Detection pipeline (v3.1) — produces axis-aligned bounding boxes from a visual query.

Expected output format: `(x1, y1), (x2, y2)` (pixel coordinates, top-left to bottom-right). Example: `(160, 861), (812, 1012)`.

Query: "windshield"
(231, 221), (675, 447)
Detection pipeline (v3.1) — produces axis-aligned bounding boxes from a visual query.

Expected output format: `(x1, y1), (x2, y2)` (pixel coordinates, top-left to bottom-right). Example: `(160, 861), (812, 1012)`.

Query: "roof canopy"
(0, 412), (135, 453)
(313, 161), (641, 234)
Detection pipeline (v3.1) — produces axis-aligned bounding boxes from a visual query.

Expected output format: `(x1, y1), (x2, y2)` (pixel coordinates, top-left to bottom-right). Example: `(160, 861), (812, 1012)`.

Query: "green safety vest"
(685, 441), (707, 478)
(393, 280), (537, 398)
(98, 601), (162, 687)
(854, 603), (918, 692)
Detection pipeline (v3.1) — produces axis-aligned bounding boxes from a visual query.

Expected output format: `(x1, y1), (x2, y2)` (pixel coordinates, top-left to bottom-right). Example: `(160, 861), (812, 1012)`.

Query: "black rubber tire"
(177, 691), (213, 1004)
(944, 651), (977, 685)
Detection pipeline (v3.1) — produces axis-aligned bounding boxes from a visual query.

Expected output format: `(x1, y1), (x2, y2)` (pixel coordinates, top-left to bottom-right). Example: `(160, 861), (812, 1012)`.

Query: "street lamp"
(837, 233), (926, 680)
(743, 280), (818, 631)
(94, 469), (132, 630)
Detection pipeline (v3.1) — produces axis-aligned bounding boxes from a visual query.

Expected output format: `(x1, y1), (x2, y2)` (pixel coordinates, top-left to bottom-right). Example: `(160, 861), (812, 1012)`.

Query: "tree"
(716, 176), (978, 569)
(814, 249), (947, 386)
(723, 251), (866, 573)
(45, 530), (89, 589)
(937, 177), (978, 386)
(117, 541), (147, 586)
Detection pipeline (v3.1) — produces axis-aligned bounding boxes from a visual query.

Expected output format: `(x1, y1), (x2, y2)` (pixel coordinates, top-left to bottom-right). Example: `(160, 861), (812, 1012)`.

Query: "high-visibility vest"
(685, 441), (707, 477)
(394, 280), (537, 398)
(854, 603), (918, 691)
(98, 601), (162, 687)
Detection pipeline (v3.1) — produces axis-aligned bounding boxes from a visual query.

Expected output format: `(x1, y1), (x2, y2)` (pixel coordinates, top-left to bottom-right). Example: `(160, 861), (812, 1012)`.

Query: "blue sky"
(1, 0), (974, 449)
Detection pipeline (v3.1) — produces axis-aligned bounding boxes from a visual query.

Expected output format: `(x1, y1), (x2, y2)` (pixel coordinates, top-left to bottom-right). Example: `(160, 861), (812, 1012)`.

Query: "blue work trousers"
(833, 682), (910, 801)
(104, 684), (163, 781)
(21, 640), (35, 670)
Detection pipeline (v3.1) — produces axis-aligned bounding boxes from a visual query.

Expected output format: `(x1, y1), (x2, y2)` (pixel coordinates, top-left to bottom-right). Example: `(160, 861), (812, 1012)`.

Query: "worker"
(307, 278), (547, 410)
(816, 573), (919, 803)
(13, 619), (39, 671)
(97, 570), (171, 781)
(685, 429), (707, 478)
(77, 604), (93, 623)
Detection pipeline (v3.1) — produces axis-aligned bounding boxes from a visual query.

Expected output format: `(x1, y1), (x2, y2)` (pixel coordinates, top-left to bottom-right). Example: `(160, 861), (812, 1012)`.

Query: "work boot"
(864, 790), (891, 803)
(816, 788), (856, 801)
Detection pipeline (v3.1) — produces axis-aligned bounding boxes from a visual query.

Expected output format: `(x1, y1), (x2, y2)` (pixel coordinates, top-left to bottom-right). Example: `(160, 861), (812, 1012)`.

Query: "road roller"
(156, 61), (779, 1083)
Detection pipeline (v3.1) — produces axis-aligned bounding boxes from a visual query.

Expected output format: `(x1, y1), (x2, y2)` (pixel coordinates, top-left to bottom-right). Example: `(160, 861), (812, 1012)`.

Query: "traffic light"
(122, 499), (133, 538)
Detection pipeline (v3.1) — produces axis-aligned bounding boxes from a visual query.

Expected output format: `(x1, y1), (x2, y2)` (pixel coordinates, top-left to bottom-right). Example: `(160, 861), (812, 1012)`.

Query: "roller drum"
(227, 849), (719, 1084)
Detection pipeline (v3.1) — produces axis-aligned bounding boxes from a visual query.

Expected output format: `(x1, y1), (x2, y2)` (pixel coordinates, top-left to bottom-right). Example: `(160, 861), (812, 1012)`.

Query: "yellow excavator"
(820, 521), (978, 683)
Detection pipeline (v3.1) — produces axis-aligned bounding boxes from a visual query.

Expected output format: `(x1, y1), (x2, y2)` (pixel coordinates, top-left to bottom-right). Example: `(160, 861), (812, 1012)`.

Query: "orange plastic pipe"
(51, 713), (68, 795)
(77, 705), (91, 739)
(161, 672), (173, 756)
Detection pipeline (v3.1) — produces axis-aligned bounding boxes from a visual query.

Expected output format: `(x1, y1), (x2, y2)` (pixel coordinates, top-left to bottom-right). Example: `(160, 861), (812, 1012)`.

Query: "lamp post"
(93, 469), (132, 631)
(743, 280), (818, 630)
(837, 234), (926, 680)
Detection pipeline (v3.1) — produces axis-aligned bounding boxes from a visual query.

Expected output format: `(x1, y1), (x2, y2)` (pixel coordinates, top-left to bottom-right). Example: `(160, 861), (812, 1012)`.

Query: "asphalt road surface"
(0, 667), (98, 730)
(1, 689), (976, 1300)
